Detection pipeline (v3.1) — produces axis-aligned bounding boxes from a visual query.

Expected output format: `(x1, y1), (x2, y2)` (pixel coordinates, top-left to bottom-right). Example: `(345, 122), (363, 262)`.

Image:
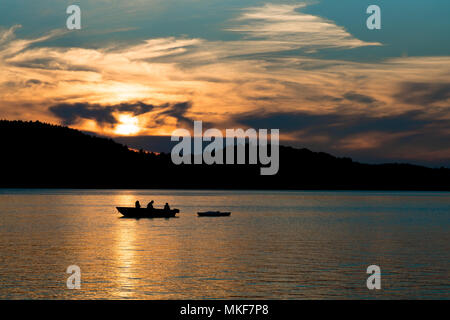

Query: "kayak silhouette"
(197, 211), (231, 217)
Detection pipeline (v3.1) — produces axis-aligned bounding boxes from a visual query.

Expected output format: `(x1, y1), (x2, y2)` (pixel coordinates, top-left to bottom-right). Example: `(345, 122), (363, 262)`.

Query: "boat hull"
(116, 207), (179, 218)
(197, 211), (231, 217)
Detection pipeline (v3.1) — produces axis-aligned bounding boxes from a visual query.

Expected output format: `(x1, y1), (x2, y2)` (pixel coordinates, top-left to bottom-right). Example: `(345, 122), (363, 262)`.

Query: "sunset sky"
(0, 0), (449, 166)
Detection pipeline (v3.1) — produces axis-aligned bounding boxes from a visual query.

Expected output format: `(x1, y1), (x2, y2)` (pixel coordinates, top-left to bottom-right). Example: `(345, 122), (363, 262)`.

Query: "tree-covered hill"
(1, 120), (449, 190)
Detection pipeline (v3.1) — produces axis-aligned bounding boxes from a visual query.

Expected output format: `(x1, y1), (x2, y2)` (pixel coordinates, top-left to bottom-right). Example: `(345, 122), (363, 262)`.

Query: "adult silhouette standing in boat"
(164, 203), (170, 211)
(147, 200), (154, 209)
(135, 200), (141, 208)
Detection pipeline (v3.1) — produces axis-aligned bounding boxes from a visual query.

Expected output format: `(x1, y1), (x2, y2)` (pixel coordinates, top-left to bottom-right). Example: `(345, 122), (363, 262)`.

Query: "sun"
(114, 114), (141, 135)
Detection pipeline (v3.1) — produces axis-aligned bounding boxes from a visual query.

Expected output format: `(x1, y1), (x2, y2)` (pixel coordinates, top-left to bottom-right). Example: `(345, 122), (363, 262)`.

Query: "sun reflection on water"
(0, 190), (448, 299)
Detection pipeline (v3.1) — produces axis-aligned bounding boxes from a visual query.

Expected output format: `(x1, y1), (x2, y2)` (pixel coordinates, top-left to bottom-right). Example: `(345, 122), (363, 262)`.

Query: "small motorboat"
(116, 207), (179, 218)
(197, 211), (231, 217)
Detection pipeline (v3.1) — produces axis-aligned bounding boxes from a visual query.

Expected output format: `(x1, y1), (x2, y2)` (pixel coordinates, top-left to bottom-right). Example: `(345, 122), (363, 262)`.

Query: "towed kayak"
(117, 207), (179, 218)
(197, 211), (231, 217)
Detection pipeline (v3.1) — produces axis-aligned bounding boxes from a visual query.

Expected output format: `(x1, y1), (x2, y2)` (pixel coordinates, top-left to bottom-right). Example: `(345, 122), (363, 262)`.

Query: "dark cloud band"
(49, 101), (191, 127)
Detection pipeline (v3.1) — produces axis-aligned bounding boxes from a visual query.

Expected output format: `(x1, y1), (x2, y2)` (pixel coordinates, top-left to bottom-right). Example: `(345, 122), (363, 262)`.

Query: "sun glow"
(114, 114), (140, 135)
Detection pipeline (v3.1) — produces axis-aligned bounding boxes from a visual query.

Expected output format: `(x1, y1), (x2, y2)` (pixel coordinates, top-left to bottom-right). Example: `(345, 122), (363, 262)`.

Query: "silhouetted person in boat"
(164, 203), (170, 211)
(135, 201), (141, 209)
(147, 200), (154, 209)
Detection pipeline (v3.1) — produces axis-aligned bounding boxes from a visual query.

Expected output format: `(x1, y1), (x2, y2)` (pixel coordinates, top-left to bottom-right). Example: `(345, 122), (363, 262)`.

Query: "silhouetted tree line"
(1, 120), (449, 190)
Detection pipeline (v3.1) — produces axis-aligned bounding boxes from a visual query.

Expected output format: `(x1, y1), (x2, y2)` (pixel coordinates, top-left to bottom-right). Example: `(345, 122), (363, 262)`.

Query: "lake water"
(0, 189), (448, 299)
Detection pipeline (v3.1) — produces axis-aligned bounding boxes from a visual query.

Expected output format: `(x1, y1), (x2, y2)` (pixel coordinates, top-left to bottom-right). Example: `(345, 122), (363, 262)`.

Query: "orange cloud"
(0, 9), (449, 148)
